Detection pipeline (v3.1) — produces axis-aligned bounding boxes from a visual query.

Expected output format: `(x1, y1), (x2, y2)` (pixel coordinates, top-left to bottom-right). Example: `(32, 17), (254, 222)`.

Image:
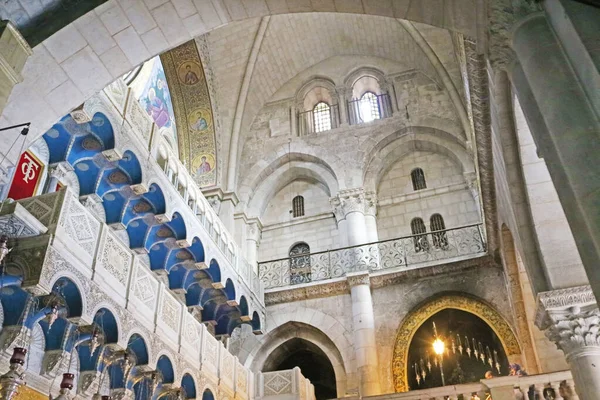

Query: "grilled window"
(313, 102), (332, 132)
(430, 214), (448, 249)
(289, 242), (311, 284)
(292, 195), (305, 218)
(411, 217), (429, 252)
(411, 168), (427, 191)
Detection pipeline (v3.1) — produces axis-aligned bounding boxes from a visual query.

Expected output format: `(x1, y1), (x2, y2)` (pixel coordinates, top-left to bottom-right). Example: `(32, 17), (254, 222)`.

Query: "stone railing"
(338, 370), (575, 400)
(256, 368), (316, 400)
(259, 224), (486, 289)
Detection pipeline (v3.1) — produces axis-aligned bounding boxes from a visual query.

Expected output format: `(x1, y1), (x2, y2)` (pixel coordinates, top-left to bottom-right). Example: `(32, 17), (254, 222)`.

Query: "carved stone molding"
(346, 272), (370, 288)
(265, 280), (349, 306)
(535, 286), (600, 357)
(392, 294), (521, 392)
(330, 188), (370, 219)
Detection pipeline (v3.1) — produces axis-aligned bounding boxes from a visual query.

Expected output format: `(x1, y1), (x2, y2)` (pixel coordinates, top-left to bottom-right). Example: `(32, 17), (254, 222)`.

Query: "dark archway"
(407, 309), (508, 391)
(263, 338), (336, 400)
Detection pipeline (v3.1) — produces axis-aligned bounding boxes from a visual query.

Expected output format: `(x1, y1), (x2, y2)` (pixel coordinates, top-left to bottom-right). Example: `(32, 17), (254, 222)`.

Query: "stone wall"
(234, 264), (515, 396)
(377, 151), (479, 240)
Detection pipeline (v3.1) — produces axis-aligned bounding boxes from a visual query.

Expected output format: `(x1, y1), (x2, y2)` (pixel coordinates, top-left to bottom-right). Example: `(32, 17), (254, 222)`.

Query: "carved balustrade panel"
(259, 224), (486, 289)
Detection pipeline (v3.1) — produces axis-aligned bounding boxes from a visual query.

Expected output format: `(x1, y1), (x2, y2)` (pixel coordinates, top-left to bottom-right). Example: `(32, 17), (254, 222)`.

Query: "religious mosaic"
(136, 57), (177, 145)
(161, 40), (218, 188)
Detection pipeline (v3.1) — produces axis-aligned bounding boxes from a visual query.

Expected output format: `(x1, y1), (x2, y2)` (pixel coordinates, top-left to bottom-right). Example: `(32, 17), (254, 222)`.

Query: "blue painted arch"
(181, 373), (197, 399)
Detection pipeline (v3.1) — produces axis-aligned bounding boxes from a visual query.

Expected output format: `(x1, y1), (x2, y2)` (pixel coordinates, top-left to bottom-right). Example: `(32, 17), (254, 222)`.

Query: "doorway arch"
(392, 294), (521, 392)
(263, 338), (337, 400)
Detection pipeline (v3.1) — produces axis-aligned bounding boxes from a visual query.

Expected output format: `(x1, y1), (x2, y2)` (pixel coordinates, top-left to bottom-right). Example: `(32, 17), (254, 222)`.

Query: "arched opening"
(289, 242), (311, 285)
(181, 373), (197, 399)
(202, 389), (215, 400)
(407, 308), (508, 390)
(392, 294), (521, 392)
(263, 338), (337, 400)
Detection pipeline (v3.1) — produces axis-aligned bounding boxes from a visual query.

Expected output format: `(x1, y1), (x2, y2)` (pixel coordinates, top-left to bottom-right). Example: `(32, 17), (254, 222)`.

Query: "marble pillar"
(364, 191), (379, 243)
(535, 286), (599, 400)
(347, 272), (381, 397)
(510, 13), (600, 301)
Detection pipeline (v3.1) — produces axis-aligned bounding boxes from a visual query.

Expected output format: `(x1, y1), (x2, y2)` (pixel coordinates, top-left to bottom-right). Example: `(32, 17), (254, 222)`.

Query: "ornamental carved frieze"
(265, 280), (349, 306)
(534, 285), (600, 357)
(346, 272), (370, 288)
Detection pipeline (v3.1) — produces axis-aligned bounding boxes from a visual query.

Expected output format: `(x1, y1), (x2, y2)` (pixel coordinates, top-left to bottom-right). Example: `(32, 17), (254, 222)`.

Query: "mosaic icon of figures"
(193, 154), (215, 176)
(139, 59), (175, 130)
(187, 109), (212, 132)
(177, 61), (203, 86)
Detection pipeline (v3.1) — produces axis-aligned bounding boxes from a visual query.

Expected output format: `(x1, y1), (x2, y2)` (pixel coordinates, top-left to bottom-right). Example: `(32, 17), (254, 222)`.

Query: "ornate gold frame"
(391, 294), (521, 392)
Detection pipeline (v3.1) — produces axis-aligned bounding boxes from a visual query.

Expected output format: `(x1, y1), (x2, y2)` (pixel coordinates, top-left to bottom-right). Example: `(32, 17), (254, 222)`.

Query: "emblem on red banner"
(7, 151), (44, 200)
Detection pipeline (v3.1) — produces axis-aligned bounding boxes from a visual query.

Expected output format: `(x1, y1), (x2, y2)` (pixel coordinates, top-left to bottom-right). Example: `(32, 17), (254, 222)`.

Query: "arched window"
(410, 218), (429, 253)
(411, 168), (427, 191)
(292, 195), (305, 218)
(359, 92), (380, 122)
(289, 243), (311, 284)
(430, 214), (448, 249)
(313, 102), (332, 132)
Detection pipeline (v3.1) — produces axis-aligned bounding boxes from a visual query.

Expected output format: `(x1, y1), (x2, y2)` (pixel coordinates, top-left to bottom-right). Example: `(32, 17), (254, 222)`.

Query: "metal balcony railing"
(258, 224), (486, 289)
(298, 104), (341, 135)
(347, 93), (393, 125)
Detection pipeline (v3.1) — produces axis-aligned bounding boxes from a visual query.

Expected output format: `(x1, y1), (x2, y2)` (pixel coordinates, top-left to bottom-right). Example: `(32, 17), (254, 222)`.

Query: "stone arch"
(49, 271), (88, 320)
(242, 153), (339, 218)
(89, 302), (123, 344)
(243, 308), (354, 397)
(295, 75), (338, 110)
(391, 293), (521, 392)
(363, 126), (474, 192)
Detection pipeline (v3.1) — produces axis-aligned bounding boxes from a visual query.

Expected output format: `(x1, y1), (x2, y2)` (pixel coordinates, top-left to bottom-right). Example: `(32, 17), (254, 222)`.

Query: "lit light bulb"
(433, 338), (445, 355)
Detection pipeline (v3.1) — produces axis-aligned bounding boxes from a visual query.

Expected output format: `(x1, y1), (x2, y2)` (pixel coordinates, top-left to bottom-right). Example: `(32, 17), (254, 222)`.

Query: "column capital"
(330, 188), (371, 220)
(346, 271), (370, 288)
(246, 221), (262, 244)
(535, 285), (600, 357)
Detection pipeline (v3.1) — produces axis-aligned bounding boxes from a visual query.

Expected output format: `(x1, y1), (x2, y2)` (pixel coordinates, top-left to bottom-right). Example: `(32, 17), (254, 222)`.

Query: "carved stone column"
(535, 286), (599, 399)
(347, 272), (380, 397)
(331, 189), (379, 271)
(330, 189), (368, 247)
(335, 87), (349, 126)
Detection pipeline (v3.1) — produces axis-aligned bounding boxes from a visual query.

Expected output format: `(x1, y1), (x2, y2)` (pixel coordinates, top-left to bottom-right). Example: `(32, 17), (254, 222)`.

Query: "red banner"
(7, 151), (44, 200)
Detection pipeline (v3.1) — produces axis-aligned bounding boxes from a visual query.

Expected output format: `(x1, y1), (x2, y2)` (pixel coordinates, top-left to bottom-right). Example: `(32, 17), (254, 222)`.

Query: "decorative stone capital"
(364, 192), (378, 217)
(246, 222), (262, 244)
(78, 370), (101, 396)
(330, 188), (369, 220)
(41, 349), (70, 378)
(48, 162), (74, 180)
(535, 286), (600, 358)
(346, 272), (370, 288)
(110, 388), (134, 400)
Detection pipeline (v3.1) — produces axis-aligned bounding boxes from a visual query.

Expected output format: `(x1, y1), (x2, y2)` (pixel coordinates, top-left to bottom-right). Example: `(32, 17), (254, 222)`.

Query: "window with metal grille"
(411, 168), (427, 191)
(292, 195), (305, 218)
(410, 217), (429, 252)
(359, 92), (381, 122)
(430, 214), (448, 249)
(289, 242), (311, 284)
(313, 102), (332, 132)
